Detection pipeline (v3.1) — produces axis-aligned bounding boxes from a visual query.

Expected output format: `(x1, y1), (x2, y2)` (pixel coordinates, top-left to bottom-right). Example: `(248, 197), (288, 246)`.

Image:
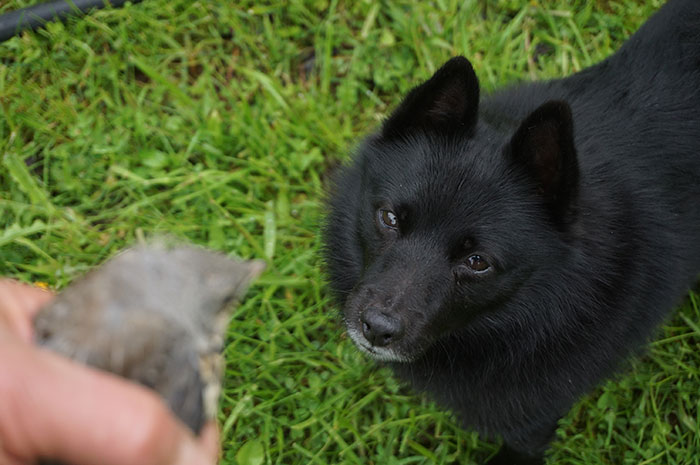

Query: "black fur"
(323, 1), (700, 464)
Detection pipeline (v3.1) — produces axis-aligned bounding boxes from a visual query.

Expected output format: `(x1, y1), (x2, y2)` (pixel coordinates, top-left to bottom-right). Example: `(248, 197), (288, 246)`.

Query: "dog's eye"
(378, 209), (399, 229)
(454, 254), (493, 282)
(467, 255), (490, 273)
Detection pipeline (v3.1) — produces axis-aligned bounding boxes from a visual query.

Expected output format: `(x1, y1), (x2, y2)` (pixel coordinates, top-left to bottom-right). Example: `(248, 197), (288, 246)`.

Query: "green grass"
(1, 0), (698, 464)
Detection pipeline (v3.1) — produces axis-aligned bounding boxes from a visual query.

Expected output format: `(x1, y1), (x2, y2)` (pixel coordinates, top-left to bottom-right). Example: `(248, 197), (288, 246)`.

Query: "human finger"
(0, 340), (216, 465)
(0, 279), (53, 342)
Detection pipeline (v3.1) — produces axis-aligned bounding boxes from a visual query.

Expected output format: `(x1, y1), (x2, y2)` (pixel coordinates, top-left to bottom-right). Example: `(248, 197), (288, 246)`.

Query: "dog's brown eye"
(379, 209), (399, 229)
(467, 255), (490, 272)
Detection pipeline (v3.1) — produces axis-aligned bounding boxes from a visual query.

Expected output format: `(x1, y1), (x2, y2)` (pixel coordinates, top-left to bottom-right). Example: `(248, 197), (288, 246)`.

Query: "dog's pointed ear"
(510, 100), (579, 223)
(382, 56), (480, 138)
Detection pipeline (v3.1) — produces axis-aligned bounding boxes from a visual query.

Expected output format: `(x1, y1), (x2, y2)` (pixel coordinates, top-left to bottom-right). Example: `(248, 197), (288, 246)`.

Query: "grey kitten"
(35, 243), (264, 437)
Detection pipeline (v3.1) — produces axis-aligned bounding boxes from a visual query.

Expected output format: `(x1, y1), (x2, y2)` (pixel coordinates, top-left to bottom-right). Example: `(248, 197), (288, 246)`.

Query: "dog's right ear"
(382, 56), (480, 138)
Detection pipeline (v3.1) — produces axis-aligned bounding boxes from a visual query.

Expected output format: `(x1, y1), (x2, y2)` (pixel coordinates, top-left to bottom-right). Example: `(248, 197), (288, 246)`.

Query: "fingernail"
(173, 437), (213, 465)
(199, 422), (221, 460)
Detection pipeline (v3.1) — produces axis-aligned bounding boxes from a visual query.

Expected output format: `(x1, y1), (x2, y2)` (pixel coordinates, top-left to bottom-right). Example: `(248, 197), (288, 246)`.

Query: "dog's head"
(324, 57), (580, 362)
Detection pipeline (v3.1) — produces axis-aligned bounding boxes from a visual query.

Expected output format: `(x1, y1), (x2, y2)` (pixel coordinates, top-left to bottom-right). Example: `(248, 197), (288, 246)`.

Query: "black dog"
(323, 0), (700, 463)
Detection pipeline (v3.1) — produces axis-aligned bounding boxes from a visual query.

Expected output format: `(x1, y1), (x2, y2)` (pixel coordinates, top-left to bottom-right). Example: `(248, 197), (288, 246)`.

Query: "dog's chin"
(346, 327), (416, 363)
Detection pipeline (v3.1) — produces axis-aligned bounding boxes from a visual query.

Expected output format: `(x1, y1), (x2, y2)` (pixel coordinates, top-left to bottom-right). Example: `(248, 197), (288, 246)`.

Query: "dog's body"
(324, 0), (700, 463)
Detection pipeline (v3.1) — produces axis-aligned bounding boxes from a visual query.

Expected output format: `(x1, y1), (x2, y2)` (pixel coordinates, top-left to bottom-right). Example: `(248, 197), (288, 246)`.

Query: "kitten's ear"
(510, 100), (579, 223)
(382, 56), (480, 138)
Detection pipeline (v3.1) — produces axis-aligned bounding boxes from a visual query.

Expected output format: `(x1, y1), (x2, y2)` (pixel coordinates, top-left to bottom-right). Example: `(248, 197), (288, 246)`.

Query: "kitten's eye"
(378, 209), (399, 229)
(467, 255), (490, 273)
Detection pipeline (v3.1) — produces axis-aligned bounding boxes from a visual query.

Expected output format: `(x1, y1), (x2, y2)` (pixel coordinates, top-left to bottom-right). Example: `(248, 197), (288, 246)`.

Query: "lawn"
(1, 0), (698, 464)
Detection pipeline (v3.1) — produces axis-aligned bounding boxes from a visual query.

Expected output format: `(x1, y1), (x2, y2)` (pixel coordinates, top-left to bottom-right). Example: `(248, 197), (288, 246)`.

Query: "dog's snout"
(361, 306), (404, 347)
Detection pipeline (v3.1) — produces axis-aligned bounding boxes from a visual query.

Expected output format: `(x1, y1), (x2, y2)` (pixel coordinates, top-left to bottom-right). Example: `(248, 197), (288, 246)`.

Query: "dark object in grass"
(34, 243), (263, 463)
(0, 0), (143, 43)
(323, 0), (700, 463)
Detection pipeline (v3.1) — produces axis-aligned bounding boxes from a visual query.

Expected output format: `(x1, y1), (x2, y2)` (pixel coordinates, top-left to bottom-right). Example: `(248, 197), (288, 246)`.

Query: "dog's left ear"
(383, 56), (480, 138)
(510, 100), (579, 224)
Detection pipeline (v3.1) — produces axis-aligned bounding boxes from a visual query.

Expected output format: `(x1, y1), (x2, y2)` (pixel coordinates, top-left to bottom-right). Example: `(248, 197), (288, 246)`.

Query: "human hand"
(0, 279), (219, 465)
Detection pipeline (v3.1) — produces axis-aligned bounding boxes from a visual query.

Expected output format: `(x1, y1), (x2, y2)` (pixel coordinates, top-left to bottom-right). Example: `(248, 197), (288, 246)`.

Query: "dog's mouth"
(342, 283), (439, 363)
(346, 325), (414, 363)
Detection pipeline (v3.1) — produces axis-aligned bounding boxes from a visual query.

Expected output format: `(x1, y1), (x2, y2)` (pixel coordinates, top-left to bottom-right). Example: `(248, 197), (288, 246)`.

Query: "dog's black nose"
(361, 307), (403, 347)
